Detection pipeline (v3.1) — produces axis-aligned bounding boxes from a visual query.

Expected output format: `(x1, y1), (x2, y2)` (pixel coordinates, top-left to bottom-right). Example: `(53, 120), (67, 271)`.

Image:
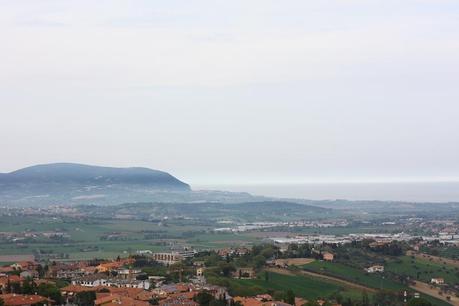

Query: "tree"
(361, 291), (370, 306)
(210, 299), (227, 306)
(194, 291), (215, 306)
(21, 278), (35, 295)
(37, 283), (63, 304)
(75, 290), (96, 306)
(284, 290), (295, 305)
(253, 255), (266, 269)
(407, 298), (433, 306)
(218, 262), (235, 277)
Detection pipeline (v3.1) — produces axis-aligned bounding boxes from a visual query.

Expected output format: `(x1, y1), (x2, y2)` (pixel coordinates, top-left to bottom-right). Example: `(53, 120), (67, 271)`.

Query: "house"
(431, 278), (445, 285)
(0, 293), (52, 306)
(233, 268), (256, 279)
(294, 297), (308, 306)
(256, 294), (272, 302)
(10, 261), (38, 271)
(365, 265), (384, 273)
(322, 252), (334, 262)
(263, 302), (292, 306)
(71, 273), (108, 287)
(105, 278), (151, 290)
(159, 296), (199, 306)
(19, 270), (37, 279)
(196, 267), (204, 276)
(233, 297), (264, 306)
(96, 287), (155, 302)
(96, 258), (133, 272)
(0, 275), (22, 292)
(94, 294), (150, 306)
(60, 284), (97, 300)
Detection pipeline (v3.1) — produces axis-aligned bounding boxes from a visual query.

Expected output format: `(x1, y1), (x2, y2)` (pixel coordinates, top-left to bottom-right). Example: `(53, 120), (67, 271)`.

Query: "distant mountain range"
(0, 163), (190, 206)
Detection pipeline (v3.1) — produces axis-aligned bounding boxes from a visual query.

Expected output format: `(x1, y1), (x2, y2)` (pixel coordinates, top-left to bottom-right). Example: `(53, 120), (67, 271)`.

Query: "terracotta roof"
(0, 294), (50, 306)
(92, 286), (155, 302)
(234, 297), (264, 306)
(0, 275), (22, 286)
(95, 294), (150, 306)
(159, 297), (199, 306)
(61, 284), (97, 293)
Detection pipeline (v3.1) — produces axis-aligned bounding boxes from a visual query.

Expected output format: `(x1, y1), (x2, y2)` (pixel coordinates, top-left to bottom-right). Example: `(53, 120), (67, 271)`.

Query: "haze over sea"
(195, 182), (459, 203)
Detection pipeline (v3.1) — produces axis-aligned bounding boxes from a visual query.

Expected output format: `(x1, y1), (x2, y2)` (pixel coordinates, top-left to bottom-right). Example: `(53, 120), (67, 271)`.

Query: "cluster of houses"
(233, 294), (339, 306)
(0, 245), (346, 306)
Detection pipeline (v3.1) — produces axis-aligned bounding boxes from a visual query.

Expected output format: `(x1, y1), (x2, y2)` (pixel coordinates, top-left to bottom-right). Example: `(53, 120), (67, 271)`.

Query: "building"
(431, 278), (445, 285)
(116, 268), (143, 280)
(71, 274), (108, 287)
(233, 297), (264, 306)
(0, 293), (52, 306)
(322, 252), (334, 262)
(159, 296), (199, 306)
(365, 265), (384, 273)
(152, 252), (183, 265)
(94, 294), (150, 306)
(152, 248), (196, 265)
(196, 267), (204, 277)
(233, 268), (255, 279)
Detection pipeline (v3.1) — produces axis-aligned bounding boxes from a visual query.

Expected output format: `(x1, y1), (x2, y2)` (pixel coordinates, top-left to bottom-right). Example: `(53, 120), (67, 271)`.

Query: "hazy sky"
(1, 0), (458, 185)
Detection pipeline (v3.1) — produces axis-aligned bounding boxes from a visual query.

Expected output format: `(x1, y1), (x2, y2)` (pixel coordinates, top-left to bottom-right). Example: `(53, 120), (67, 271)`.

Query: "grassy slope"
(386, 256), (459, 285)
(304, 261), (405, 290)
(223, 271), (362, 300)
(303, 261), (452, 306)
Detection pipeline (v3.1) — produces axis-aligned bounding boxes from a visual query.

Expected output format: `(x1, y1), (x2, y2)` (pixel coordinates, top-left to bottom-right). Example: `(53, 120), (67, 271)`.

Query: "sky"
(0, 0), (458, 186)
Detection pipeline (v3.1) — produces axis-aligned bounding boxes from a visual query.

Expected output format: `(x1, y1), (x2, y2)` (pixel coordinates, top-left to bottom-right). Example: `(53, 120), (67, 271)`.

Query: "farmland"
(0, 215), (256, 260)
(303, 261), (405, 290)
(211, 270), (362, 301)
(385, 256), (459, 285)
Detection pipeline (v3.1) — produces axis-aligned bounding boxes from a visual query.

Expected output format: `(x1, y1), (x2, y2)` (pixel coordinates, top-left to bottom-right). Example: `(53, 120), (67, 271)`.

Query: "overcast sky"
(0, 0), (458, 185)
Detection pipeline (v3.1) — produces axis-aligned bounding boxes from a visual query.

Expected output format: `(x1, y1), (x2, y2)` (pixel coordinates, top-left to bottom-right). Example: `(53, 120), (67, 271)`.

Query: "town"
(1, 227), (459, 306)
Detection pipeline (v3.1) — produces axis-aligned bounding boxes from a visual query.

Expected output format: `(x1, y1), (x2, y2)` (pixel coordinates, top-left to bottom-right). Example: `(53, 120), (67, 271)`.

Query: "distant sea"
(193, 182), (459, 203)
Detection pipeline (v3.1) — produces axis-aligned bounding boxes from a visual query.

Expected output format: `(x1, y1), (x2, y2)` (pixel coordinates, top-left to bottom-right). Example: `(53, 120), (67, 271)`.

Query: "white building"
(431, 278), (445, 285)
(365, 265), (384, 273)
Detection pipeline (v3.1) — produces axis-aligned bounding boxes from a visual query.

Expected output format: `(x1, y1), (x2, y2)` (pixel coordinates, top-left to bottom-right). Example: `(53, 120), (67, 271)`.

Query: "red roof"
(0, 294), (50, 306)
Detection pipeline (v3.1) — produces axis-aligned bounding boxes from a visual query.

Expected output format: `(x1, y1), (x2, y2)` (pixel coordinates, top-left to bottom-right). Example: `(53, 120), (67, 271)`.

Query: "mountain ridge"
(0, 163), (191, 206)
(0, 163), (189, 187)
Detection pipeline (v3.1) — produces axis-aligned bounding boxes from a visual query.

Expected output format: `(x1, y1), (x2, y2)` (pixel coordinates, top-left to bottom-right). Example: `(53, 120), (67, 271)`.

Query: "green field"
(385, 256), (459, 285)
(303, 261), (405, 291)
(302, 260), (452, 306)
(211, 271), (363, 301)
(0, 216), (257, 260)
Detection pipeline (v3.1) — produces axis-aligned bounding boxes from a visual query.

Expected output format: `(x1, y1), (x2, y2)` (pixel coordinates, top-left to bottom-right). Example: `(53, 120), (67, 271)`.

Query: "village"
(1, 233), (459, 306)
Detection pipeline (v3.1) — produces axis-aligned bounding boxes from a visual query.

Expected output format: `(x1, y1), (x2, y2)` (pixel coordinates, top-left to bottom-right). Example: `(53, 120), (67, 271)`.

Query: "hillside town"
(1, 232), (459, 306)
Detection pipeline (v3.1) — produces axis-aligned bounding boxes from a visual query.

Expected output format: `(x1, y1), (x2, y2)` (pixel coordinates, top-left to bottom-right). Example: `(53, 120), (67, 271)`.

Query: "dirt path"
(410, 281), (459, 305)
(266, 267), (376, 293)
(273, 258), (315, 266)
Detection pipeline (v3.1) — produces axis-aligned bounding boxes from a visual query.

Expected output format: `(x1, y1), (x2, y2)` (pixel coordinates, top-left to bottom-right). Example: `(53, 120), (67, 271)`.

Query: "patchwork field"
(0, 215), (256, 260)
